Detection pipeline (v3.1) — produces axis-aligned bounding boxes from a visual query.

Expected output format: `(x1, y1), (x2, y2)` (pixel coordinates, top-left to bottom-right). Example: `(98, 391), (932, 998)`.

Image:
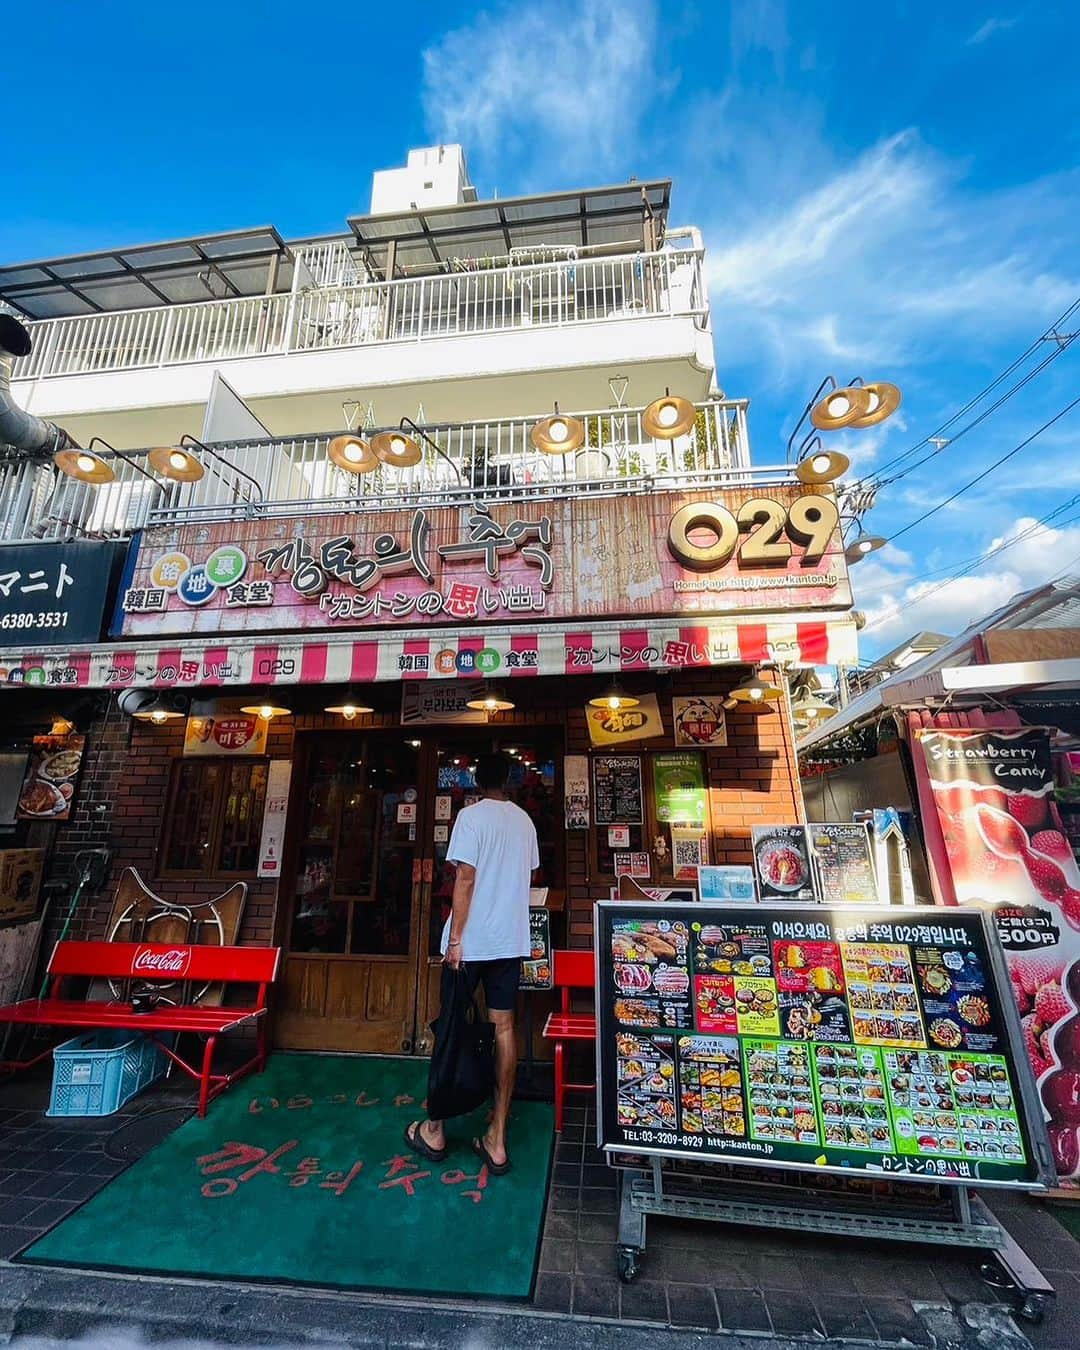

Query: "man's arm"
(445, 861), (476, 969)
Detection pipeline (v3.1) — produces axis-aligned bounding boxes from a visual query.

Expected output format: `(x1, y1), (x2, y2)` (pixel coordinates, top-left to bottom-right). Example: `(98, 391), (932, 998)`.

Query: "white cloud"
(703, 132), (1079, 383)
(856, 516), (1080, 651)
(967, 16), (1018, 45)
(421, 0), (658, 183)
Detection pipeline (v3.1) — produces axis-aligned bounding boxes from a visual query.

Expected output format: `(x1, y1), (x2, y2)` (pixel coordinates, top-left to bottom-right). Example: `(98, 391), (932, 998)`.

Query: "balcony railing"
(11, 249), (708, 382)
(0, 397), (751, 542)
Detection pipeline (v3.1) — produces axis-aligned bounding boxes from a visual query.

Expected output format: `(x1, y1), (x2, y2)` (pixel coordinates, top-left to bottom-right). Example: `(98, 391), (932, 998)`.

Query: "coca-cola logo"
(131, 946), (192, 977)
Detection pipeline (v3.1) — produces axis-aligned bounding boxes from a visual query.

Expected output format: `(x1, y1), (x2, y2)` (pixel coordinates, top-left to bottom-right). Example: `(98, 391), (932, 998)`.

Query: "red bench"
(542, 949), (597, 1131)
(0, 941), (280, 1117)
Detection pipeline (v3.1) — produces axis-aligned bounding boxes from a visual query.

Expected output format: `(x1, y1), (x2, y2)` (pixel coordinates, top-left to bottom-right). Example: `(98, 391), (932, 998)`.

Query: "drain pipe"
(0, 313), (74, 453)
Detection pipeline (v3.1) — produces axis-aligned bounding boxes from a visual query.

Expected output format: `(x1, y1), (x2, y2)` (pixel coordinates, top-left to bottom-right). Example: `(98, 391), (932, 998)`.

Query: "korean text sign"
(595, 901), (1053, 1189)
(0, 540), (123, 649)
(114, 486), (852, 638)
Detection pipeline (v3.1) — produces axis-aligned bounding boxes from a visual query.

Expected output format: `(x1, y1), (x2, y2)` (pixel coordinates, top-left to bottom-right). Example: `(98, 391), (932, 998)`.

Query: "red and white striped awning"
(0, 613), (858, 691)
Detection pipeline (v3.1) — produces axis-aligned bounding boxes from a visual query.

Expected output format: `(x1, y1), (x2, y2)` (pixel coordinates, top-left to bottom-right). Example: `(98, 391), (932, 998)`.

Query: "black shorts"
(446, 957), (521, 1012)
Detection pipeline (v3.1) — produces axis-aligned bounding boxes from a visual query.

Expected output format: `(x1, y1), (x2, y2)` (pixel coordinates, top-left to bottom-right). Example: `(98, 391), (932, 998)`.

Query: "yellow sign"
(586, 693), (664, 746)
(149, 552), (191, 590)
(184, 714), (267, 756)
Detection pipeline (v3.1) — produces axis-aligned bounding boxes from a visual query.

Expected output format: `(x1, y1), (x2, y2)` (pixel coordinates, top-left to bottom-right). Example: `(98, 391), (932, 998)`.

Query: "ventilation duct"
(0, 314), (74, 455)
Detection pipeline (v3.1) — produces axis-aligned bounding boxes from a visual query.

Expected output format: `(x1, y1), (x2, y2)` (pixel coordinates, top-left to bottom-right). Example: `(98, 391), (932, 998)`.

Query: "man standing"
(406, 751), (538, 1174)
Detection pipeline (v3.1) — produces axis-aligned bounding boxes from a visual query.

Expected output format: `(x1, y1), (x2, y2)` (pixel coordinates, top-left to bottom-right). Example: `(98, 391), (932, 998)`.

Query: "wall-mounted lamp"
(328, 434), (379, 474)
(148, 445), (205, 483)
(844, 528), (887, 563)
(794, 436), (850, 485)
(240, 693), (292, 720)
(531, 403), (585, 454)
(588, 683), (640, 711)
(643, 389), (696, 440)
(723, 673), (783, 711)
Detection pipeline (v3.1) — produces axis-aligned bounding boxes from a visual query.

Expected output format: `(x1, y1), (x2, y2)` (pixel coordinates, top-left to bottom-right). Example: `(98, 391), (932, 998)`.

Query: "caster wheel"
(1017, 1295), (1046, 1325)
(617, 1247), (639, 1283)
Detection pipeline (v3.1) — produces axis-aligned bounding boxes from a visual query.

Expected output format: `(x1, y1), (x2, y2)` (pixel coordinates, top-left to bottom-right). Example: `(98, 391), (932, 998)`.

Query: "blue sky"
(3, 1), (1079, 659)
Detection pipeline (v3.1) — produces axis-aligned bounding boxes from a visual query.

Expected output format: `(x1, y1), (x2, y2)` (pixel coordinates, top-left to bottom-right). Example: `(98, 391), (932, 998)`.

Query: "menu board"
(593, 756), (643, 825)
(809, 823), (878, 905)
(596, 902), (1053, 1189)
(752, 826), (816, 903)
(652, 752), (706, 823)
(520, 907), (553, 990)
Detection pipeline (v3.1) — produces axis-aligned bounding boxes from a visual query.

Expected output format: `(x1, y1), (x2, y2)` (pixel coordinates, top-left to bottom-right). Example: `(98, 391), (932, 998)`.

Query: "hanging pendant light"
(324, 688), (374, 720)
(723, 673), (784, 711)
(531, 403), (585, 454)
(54, 448), (116, 485)
(844, 529), (887, 563)
(847, 381), (902, 429)
(240, 691), (292, 720)
(328, 434), (379, 474)
(795, 446), (850, 485)
(466, 683), (516, 713)
(132, 697), (184, 723)
(371, 430), (423, 468)
(810, 385), (873, 431)
(643, 389), (696, 439)
(148, 445), (205, 482)
(588, 682), (640, 711)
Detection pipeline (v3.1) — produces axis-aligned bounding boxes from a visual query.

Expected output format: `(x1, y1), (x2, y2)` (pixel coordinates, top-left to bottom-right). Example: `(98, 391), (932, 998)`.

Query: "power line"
(863, 297), (1080, 485)
(885, 396), (1080, 545)
(853, 490), (1080, 599)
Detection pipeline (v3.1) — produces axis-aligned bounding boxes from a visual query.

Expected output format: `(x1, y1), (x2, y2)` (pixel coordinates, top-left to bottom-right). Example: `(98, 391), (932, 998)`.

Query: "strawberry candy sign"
(918, 727), (1080, 1181)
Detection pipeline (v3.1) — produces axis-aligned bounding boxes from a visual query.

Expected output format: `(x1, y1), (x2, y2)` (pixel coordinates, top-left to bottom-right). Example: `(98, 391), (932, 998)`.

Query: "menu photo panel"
(596, 902), (1054, 1190)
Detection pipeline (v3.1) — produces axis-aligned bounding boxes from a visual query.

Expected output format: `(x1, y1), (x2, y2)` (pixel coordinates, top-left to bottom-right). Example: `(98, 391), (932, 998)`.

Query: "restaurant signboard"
(113, 486), (851, 639)
(0, 540), (124, 649)
(596, 901), (1054, 1189)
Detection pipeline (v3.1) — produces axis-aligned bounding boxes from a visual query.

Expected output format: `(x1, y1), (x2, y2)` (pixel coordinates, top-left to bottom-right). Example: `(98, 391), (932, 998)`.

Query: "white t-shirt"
(440, 797), (540, 961)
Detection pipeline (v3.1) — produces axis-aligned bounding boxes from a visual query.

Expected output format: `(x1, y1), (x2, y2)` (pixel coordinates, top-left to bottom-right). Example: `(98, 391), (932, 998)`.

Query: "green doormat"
(22, 1055), (554, 1299)
(1049, 1202), (1080, 1243)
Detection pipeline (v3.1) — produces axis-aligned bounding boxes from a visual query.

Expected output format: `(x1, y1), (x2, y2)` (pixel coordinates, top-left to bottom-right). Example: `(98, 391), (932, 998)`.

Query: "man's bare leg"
(480, 1009), (516, 1167)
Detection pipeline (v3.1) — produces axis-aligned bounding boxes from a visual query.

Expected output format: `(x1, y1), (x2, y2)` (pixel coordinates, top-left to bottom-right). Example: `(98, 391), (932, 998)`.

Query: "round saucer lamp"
(324, 689), (375, 721)
(531, 404), (585, 455)
(795, 448), (850, 485)
(148, 446), (205, 482)
(371, 430), (423, 468)
(465, 685), (516, 713)
(643, 389), (696, 439)
(810, 385), (872, 431)
(844, 530), (887, 563)
(240, 693), (292, 720)
(848, 381), (902, 429)
(587, 683), (640, 711)
(328, 435), (379, 474)
(54, 449), (116, 485)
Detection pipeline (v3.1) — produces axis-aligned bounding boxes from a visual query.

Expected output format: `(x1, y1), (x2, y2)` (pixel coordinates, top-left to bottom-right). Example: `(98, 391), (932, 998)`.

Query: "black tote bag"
(426, 967), (496, 1120)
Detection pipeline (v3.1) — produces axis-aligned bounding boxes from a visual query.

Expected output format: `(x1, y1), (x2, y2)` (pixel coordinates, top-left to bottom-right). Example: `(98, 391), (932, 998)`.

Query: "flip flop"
(472, 1135), (511, 1175)
(405, 1121), (447, 1163)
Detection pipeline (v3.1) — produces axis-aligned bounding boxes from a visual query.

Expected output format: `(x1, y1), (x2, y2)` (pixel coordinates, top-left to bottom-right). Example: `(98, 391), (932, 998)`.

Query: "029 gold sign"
(667, 494), (840, 569)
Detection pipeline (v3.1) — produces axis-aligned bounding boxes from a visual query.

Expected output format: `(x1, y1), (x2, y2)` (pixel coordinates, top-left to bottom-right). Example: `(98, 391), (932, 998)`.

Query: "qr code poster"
(671, 825), (708, 881)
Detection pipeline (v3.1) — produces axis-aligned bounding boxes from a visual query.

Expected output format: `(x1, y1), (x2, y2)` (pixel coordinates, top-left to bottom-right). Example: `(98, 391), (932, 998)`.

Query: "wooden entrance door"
(275, 734), (431, 1054)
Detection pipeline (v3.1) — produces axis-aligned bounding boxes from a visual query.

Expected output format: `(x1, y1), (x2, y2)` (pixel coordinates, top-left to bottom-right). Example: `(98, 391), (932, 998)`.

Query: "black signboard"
(809, 823), (878, 905)
(593, 755), (643, 825)
(520, 907), (553, 990)
(0, 540), (125, 650)
(752, 825), (815, 903)
(596, 902), (1053, 1189)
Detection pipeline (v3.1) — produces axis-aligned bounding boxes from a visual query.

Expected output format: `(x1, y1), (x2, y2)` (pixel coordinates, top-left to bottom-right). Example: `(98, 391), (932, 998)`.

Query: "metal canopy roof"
(0, 227), (289, 320)
(346, 180), (671, 278)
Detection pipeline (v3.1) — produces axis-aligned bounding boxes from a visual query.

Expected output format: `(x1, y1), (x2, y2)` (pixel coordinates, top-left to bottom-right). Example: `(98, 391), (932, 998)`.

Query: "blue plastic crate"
(47, 1029), (168, 1117)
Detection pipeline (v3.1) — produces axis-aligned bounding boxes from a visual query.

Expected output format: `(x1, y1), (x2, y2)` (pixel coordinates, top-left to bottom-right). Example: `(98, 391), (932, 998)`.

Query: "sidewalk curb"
(0, 1261), (867, 1349)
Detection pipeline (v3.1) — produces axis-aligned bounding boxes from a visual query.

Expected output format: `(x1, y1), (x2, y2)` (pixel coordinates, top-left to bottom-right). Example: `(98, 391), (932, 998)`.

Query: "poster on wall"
(593, 756), (644, 825)
(751, 825), (816, 903)
(16, 734), (85, 822)
(596, 901), (1054, 1189)
(520, 907), (553, 989)
(184, 713), (267, 756)
(653, 752), (707, 823)
(564, 755), (590, 830)
(809, 823), (878, 905)
(402, 683), (487, 725)
(917, 726), (1080, 1182)
(698, 865), (755, 902)
(673, 697), (728, 747)
(586, 694), (664, 747)
(257, 761), (293, 878)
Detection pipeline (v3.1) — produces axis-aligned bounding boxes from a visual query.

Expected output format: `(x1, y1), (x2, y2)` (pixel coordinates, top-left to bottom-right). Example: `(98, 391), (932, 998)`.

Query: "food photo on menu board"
(596, 902), (1052, 1188)
(752, 826), (816, 903)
